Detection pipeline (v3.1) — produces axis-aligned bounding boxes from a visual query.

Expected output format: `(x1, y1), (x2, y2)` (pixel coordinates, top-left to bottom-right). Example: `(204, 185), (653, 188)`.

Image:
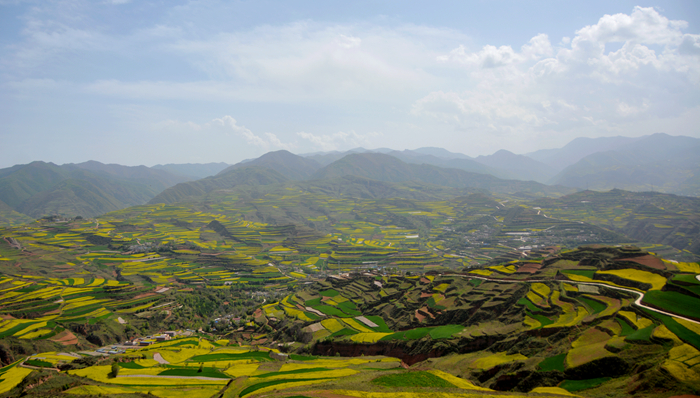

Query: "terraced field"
(0, 336), (584, 398)
(0, 188), (699, 397)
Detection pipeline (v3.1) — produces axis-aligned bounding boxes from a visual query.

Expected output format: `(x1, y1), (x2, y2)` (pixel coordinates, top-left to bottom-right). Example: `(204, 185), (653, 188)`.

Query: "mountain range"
(1, 133), (698, 221)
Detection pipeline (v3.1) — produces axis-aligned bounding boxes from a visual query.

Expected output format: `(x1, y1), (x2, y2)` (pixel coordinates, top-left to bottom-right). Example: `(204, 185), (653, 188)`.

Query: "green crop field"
(0, 175), (699, 398)
(371, 371), (456, 388)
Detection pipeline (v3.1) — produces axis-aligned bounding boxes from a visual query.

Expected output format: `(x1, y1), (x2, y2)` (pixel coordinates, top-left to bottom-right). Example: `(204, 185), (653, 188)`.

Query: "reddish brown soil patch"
(180, 288), (193, 292)
(617, 255), (665, 270)
(50, 330), (78, 346)
(133, 293), (156, 300)
(43, 309), (61, 315)
(420, 277), (430, 284)
(420, 292), (432, 298)
(417, 306), (435, 319)
(517, 263), (543, 274)
(415, 310), (426, 322)
(437, 296), (455, 307)
(253, 308), (262, 317)
(0, 314), (16, 320)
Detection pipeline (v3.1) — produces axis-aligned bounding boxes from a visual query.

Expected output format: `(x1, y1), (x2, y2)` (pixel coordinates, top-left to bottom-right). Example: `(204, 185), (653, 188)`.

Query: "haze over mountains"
(1, 133), (698, 221)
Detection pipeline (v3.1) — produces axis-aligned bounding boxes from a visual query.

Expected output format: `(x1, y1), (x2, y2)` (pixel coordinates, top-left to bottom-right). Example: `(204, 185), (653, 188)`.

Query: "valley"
(0, 141), (698, 398)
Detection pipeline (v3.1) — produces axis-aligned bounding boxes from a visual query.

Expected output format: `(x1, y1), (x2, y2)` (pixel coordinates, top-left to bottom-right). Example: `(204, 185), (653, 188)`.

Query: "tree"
(111, 363), (120, 378)
(198, 363), (203, 373)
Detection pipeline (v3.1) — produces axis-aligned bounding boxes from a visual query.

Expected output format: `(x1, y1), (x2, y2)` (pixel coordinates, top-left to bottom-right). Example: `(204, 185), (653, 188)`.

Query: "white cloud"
(2, 3), (698, 163)
(155, 115), (294, 151)
(573, 6), (687, 45)
(9, 19), (110, 69)
(297, 131), (380, 151)
(437, 34), (552, 68)
(163, 22), (453, 101)
(415, 6), (700, 143)
(679, 34), (700, 56)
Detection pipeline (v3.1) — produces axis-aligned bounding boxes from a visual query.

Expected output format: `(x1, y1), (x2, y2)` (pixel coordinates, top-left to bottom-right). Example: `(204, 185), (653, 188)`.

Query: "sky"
(1, 0), (699, 168)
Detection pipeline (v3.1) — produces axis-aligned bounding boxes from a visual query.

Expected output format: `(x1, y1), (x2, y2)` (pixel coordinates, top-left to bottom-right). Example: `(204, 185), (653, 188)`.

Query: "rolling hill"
(0, 161), (190, 219)
(219, 150), (321, 180)
(148, 166), (290, 204)
(525, 135), (640, 170)
(151, 162), (230, 179)
(551, 134), (700, 196)
(72, 160), (189, 190)
(310, 153), (574, 196)
(475, 149), (555, 183)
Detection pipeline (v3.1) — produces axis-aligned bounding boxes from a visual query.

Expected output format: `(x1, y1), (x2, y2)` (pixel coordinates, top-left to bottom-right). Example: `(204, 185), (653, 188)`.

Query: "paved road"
(446, 273), (700, 326)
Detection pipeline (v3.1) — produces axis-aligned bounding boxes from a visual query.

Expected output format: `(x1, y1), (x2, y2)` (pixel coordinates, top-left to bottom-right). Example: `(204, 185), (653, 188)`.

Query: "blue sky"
(1, 0), (699, 167)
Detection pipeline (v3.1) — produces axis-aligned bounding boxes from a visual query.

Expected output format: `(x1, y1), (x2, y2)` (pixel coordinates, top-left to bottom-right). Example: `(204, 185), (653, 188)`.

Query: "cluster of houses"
(122, 330), (180, 347)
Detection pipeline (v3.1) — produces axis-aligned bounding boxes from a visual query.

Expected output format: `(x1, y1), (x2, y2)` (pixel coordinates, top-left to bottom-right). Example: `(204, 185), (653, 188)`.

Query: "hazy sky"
(2, 1), (699, 168)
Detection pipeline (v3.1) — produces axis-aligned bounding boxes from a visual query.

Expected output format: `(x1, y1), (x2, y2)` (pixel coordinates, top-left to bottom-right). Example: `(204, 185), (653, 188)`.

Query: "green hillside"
(533, 189), (700, 256)
(152, 162), (230, 179)
(0, 161), (191, 219)
(148, 166), (290, 204)
(221, 150), (321, 180)
(0, 154), (698, 398)
(551, 134), (700, 196)
(311, 153), (574, 197)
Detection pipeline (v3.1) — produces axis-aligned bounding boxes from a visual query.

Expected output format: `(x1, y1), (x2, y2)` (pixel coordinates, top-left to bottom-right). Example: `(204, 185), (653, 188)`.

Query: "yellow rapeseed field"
(618, 311), (654, 329)
(664, 260), (700, 273)
(0, 366), (33, 394)
(523, 316), (541, 329)
(66, 385), (223, 398)
(321, 318), (345, 333)
(530, 386), (576, 396)
(675, 317), (700, 335)
(342, 318), (374, 333)
(468, 269), (491, 277)
(223, 363), (260, 377)
(350, 333), (392, 343)
(246, 379), (331, 396)
(333, 391), (536, 398)
(531, 283), (551, 298)
(469, 351), (527, 370)
(663, 344), (700, 383)
(597, 269), (667, 290)
(426, 370), (492, 391)
(69, 365), (228, 386)
(652, 325), (682, 345)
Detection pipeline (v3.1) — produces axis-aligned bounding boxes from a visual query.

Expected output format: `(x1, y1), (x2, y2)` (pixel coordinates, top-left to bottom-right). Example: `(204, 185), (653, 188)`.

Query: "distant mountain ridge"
(0, 161), (190, 218)
(152, 162), (230, 179)
(1, 133), (698, 222)
(474, 150), (555, 183)
(218, 150), (321, 180)
(310, 153), (572, 196)
(551, 133), (700, 196)
(526, 136), (639, 170)
(149, 167), (289, 204)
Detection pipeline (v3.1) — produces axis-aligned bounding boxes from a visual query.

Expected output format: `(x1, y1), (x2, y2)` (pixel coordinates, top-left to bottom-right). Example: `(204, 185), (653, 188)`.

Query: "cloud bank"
(1, 3), (698, 166)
